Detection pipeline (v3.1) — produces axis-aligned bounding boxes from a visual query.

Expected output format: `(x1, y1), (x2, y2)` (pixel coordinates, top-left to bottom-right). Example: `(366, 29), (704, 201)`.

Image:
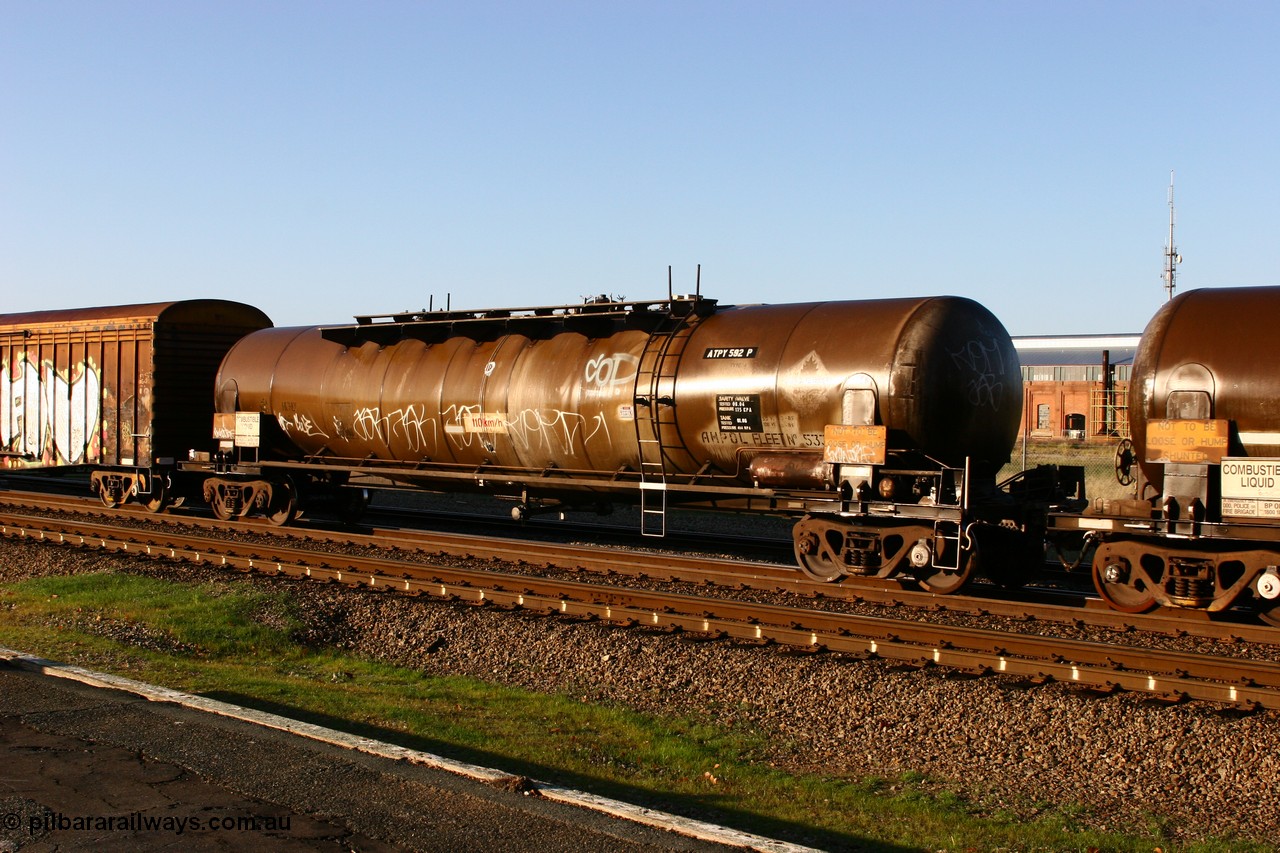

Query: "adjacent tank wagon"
(1052, 286), (1280, 624)
(203, 294), (1057, 591)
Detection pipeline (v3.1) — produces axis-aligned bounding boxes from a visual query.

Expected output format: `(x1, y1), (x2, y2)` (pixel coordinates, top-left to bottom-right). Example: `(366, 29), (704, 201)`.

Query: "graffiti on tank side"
(435, 404), (613, 455)
(582, 352), (638, 397)
(277, 412), (330, 440)
(274, 349), (640, 458)
(329, 415), (354, 443)
(439, 404), (480, 449)
(0, 355), (102, 466)
(351, 405), (438, 453)
(507, 407), (610, 451)
(442, 406), (609, 453)
(948, 336), (1005, 410)
(294, 401), (614, 458)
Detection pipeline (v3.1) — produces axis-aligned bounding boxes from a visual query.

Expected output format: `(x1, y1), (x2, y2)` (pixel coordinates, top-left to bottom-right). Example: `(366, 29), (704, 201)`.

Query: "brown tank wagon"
(201, 293), (1068, 592)
(1050, 285), (1280, 623)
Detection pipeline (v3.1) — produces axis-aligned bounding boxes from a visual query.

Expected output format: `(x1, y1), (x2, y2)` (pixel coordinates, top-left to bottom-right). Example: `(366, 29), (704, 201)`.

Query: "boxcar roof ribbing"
(0, 300), (272, 331)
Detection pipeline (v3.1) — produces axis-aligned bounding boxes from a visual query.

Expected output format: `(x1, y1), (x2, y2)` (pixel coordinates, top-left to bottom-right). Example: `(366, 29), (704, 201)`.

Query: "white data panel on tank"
(1220, 458), (1280, 519)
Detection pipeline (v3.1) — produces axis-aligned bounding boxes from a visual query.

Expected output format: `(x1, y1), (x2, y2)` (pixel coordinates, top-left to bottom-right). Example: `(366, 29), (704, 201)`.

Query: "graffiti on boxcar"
(948, 335), (1006, 411)
(0, 358), (41, 460)
(1, 355), (102, 466)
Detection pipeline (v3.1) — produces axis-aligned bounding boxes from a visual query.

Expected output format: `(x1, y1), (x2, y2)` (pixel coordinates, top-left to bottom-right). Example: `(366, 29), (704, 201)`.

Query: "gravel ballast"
(1, 536), (1276, 846)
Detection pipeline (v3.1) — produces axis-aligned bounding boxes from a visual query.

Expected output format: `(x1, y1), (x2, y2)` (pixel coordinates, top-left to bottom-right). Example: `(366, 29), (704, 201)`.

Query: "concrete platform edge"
(0, 647), (822, 853)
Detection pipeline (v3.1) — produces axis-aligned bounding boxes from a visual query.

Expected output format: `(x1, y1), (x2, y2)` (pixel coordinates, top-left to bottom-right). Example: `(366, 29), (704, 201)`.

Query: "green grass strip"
(0, 570), (1263, 852)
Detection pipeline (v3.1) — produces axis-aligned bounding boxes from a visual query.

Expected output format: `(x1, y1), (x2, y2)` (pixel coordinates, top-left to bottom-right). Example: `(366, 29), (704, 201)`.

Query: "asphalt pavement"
(0, 651), (811, 852)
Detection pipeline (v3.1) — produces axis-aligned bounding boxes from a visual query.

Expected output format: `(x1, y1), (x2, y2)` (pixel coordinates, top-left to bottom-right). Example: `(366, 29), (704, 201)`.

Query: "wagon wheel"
(795, 546), (846, 583)
(1092, 552), (1157, 613)
(916, 548), (976, 594)
(142, 477), (170, 513)
(792, 518), (847, 583)
(1114, 438), (1136, 487)
(793, 533), (846, 582)
(265, 481), (298, 526)
(912, 532), (976, 594)
(918, 562), (974, 594)
(1256, 574), (1280, 627)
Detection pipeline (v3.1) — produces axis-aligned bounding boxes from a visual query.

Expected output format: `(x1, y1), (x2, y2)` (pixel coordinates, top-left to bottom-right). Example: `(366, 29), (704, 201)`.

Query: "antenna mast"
(1164, 171), (1182, 301)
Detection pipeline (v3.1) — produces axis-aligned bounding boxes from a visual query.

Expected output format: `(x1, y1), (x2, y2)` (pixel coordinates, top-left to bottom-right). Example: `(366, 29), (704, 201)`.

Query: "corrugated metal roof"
(1013, 335), (1139, 367)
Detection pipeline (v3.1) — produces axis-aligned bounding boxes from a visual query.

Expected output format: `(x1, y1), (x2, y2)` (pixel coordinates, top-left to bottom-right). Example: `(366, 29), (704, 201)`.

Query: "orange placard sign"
(1144, 419), (1229, 464)
(824, 424), (887, 465)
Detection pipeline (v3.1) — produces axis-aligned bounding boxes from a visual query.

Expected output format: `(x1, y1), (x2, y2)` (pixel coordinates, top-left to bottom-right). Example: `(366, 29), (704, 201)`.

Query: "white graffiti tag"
(0, 358), (43, 458)
(435, 404), (611, 456)
(47, 367), (102, 465)
(300, 401), (616, 460)
(276, 412), (330, 440)
(352, 405), (438, 453)
(583, 353), (638, 395)
(507, 408), (609, 451)
(1, 356), (101, 465)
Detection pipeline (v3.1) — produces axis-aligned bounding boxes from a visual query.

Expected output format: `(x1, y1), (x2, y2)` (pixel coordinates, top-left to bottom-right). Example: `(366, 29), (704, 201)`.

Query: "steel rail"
(2, 510), (1278, 710)
(4, 489), (1277, 646)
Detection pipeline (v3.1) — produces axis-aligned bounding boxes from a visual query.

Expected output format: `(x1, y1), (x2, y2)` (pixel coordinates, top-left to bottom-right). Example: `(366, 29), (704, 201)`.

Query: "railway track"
(3, 501), (1279, 711)
(2, 487), (1275, 643)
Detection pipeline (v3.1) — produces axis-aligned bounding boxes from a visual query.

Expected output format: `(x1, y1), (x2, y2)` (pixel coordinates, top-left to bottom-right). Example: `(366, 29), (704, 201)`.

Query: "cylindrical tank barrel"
(1130, 286), (1280, 488)
(215, 296), (1022, 485)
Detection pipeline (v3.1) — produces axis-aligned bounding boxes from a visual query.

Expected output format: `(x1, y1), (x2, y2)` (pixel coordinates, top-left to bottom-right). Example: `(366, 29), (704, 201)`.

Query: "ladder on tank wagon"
(633, 291), (709, 536)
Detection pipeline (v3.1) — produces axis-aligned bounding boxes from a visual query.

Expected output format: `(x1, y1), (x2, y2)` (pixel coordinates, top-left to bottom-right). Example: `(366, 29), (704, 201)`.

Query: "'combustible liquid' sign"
(1221, 458), (1280, 519)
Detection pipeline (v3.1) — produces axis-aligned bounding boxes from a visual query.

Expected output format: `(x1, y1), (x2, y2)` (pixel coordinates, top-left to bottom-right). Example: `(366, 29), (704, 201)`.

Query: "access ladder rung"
(639, 485), (667, 537)
(933, 523), (962, 571)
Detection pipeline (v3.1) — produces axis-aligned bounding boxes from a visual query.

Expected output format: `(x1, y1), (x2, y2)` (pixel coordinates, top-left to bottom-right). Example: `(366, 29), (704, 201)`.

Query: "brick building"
(1013, 334), (1139, 443)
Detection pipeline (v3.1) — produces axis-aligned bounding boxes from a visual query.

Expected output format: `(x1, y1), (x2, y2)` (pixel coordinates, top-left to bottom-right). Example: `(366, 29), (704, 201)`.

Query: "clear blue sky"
(3, 1), (1277, 335)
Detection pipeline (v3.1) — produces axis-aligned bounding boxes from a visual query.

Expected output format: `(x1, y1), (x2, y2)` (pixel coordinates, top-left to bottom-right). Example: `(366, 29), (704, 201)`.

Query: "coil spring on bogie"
(1167, 557), (1214, 604)
(843, 534), (881, 573)
(220, 487), (242, 513)
(1168, 576), (1213, 602)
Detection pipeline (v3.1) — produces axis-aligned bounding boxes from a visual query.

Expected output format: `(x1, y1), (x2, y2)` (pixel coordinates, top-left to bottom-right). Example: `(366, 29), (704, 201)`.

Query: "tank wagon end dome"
(1130, 285), (1280, 477)
(891, 295), (1022, 470)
